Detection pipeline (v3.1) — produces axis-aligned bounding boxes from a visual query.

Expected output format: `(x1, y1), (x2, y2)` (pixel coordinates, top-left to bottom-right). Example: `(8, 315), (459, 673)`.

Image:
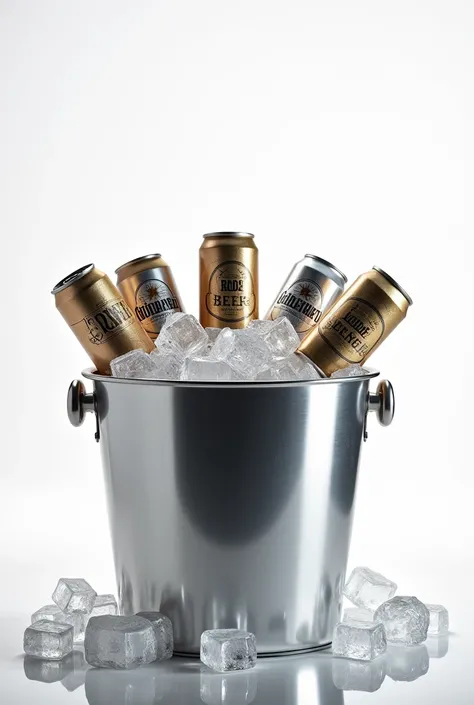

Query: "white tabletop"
(1, 614), (469, 705)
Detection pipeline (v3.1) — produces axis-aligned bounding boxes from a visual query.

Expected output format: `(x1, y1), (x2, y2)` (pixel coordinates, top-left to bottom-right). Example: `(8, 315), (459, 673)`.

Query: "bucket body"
(79, 370), (388, 655)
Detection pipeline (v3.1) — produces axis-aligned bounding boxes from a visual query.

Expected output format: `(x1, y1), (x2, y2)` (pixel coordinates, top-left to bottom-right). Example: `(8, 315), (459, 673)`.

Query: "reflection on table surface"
(18, 635), (450, 704)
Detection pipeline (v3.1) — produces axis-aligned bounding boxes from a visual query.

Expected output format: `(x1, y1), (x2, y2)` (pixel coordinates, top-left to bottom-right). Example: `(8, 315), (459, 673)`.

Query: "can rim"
(304, 255), (348, 283)
(51, 263), (95, 295)
(115, 254), (163, 273)
(83, 366), (380, 387)
(372, 266), (413, 306)
(203, 232), (254, 239)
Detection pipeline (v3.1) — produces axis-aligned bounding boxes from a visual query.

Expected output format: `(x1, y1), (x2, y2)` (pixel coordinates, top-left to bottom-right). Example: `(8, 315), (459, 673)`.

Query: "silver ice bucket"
(68, 370), (394, 655)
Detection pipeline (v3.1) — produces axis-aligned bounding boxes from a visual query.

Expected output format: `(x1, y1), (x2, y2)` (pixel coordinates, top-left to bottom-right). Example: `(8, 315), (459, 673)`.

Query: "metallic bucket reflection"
(81, 368), (386, 655)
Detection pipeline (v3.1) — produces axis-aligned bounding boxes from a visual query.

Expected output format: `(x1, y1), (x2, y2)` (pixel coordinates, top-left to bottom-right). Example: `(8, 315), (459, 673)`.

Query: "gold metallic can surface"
(52, 264), (154, 374)
(199, 232), (259, 328)
(115, 254), (184, 340)
(298, 266), (412, 376)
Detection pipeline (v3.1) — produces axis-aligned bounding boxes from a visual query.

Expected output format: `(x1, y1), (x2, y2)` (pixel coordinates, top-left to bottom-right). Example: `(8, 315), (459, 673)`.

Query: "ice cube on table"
(332, 621), (387, 661)
(332, 656), (386, 692)
(157, 313), (208, 357)
(84, 615), (157, 669)
(259, 317), (300, 359)
(331, 364), (369, 378)
(374, 596), (430, 645)
(210, 329), (272, 378)
(343, 608), (375, 624)
(182, 357), (242, 381)
(386, 644), (430, 682)
(425, 604), (449, 635)
(24, 620), (74, 660)
(426, 635), (449, 658)
(343, 567), (397, 610)
(200, 629), (257, 672)
(53, 578), (97, 615)
(146, 349), (183, 380)
(90, 594), (118, 617)
(136, 611), (173, 661)
(32, 604), (86, 642)
(110, 350), (157, 378)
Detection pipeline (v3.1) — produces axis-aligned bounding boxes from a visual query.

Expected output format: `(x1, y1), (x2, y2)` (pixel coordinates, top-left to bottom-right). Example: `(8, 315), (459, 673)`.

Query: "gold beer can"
(115, 254), (184, 340)
(298, 266), (412, 376)
(52, 264), (154, 375)
(199, 232), (259, 328)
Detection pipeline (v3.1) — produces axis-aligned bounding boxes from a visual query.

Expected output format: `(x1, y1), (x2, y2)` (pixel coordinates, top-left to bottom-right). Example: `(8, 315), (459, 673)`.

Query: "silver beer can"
(265, 255), (347, 339)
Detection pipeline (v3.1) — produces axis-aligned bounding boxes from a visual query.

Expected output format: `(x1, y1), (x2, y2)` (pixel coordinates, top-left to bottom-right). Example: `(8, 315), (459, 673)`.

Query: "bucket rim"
(82, 367), (380, 388)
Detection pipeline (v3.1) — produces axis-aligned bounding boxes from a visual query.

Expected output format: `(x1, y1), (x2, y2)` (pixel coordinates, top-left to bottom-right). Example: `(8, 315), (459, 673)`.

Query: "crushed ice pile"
(110, 313), (335, 382)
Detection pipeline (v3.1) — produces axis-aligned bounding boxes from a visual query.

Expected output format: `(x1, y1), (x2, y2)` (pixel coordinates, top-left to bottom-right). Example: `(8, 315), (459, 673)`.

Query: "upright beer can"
(298, 266), (412, 376)
(52, 264), (154, 375)
(199, 232), (259, 328)
(115, 254), (184, 340)
(265, 255), (346, 339)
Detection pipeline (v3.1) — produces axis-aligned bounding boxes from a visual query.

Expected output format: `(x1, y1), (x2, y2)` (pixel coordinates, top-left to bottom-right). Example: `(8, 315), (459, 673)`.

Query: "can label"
(270, 278), (323, 333)
(318, 297), (385, 363)
(134, 278), (181, 334)
(205, 260), (256, 323)
(78, 298), (135, 345)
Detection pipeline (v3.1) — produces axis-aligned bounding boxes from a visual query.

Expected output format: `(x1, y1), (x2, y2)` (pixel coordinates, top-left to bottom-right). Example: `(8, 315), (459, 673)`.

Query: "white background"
(1, 0), (473, 641)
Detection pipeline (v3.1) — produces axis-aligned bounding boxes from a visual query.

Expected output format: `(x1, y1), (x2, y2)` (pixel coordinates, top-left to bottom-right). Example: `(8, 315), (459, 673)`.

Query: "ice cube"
(90, 594), (118, 617)
(248, 319), (274, 335)
(146, 349), (183, 380)
(342, 608), (375, 624)
(386, 644), (430, 681)
(343, 567), (397, 610)
(53, 578), (97, 614)
(110, 350), (157, 378)
(157, 313), (208, 357)
(373, 596), (430, 645)
(426, 635), (449, 658)
(257, 353), (323, 381)
(24, 620), (74, 660)
(200, 629), (257, 672)
(206, 328), (222, 344)
(60, 650), (89, 692)
(24, 653), (74, 683)
(331, 365), (368, 378)
(259, 317), (300, 358)
(210, 329), (272, 378)
(200, 670), (258, 704)
(182, 357), (242, 381)
(32, 604), (86, 642)
(332, 621), (387, 661)
(136, 611), (174, 661)
(425, 603), (449, 635)
(332, 657), (386, 692)
(84, 615), (157, 669)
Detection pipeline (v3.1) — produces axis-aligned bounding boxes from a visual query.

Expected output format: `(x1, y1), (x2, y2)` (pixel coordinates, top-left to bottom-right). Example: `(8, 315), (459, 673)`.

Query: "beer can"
(265, 255), (347, 339)
(52, 264), (154, 375)
(199, 232), (258, 328)
(115, 254), (184, 340)
(298, 266), (413, 376)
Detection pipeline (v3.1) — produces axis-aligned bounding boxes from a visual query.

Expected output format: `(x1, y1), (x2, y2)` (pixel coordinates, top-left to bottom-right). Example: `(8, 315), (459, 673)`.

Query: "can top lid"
(51, 263), (95, 295)
(304, 255), (348, 283)
(373, 266), (413, 306)
(115, 254), (162, 273)
(203, 232), (254, 239)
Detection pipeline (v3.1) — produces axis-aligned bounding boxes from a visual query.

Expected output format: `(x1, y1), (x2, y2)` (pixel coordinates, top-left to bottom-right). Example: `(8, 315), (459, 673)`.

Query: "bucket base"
(173, 642), (332, 658)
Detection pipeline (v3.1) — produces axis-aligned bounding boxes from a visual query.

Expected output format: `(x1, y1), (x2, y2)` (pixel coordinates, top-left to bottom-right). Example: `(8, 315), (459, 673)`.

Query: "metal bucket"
(68, 369), (394, 655)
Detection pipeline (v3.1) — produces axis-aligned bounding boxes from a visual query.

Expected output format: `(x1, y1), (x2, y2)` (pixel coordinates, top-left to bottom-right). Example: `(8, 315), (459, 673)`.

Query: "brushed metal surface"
(81, 370), (385, 655)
